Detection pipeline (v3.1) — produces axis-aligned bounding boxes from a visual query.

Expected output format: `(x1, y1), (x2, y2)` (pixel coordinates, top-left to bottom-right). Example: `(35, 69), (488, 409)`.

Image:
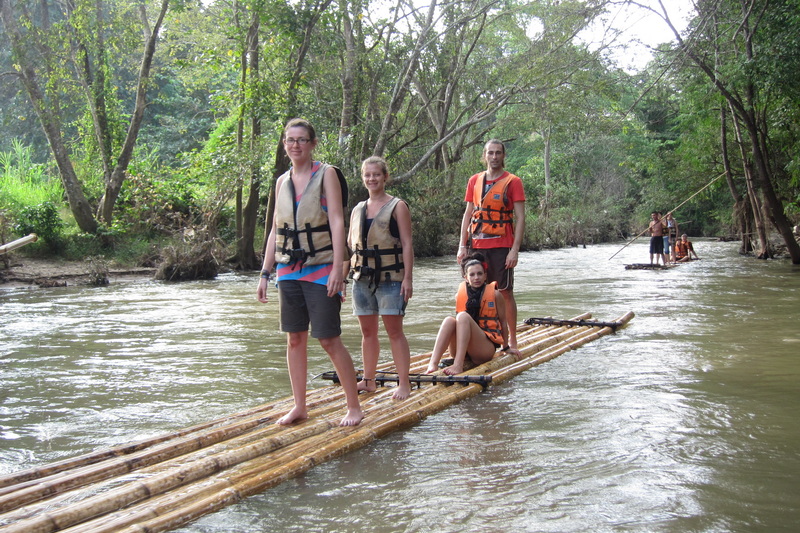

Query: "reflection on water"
(2, 240), (800, 531)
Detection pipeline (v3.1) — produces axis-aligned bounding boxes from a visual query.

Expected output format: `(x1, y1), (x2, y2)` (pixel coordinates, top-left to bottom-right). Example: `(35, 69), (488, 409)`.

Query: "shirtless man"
(649, 212), (669, 265)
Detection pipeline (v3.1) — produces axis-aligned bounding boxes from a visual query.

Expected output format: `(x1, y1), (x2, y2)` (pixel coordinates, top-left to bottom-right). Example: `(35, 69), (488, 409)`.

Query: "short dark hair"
(481, 139), (506, 167)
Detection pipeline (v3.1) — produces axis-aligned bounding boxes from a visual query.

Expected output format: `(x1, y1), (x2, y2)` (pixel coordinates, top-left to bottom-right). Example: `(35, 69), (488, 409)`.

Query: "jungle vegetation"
(1, 0), (799, 270)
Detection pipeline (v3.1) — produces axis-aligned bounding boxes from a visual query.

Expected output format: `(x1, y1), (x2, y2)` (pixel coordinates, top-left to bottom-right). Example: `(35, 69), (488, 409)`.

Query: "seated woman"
(674, 234), (700, 262)
(425, 254), (521, 375)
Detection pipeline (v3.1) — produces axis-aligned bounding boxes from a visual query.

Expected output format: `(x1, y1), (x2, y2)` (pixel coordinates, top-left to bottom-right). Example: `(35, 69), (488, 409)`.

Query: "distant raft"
(624, 263), (677, 270)
(0, 311), (633, 533)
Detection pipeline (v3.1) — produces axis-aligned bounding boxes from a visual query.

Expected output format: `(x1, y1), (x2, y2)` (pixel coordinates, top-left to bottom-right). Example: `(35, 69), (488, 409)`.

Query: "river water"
(1, 240), (799, 532)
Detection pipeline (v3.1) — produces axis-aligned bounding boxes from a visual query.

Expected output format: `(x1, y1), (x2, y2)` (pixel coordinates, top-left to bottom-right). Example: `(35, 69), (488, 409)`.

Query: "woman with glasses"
(257, 118), (363, 427)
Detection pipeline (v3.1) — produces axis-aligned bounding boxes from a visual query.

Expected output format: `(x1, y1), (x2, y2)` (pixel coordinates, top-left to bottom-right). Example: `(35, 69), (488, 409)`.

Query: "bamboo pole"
(0, 234), (37, 255)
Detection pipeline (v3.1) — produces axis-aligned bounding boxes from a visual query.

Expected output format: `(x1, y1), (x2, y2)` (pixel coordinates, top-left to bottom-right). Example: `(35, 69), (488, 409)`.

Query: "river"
(1, 239), (799, 532)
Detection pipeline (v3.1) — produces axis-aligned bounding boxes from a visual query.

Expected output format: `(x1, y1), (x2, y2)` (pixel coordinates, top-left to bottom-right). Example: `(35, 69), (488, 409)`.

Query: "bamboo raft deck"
(624, 263), (677, 270)
(0, 311), (633, 533)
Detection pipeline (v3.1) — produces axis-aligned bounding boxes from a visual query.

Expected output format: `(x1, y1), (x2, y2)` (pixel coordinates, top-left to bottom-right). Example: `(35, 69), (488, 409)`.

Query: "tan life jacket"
(348, 196), (405, 286)
(274, 163), (348, 267)
(470, 172), (515, 238)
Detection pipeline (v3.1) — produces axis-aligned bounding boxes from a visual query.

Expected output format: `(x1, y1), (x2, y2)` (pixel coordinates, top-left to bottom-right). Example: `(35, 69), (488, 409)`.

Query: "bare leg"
(356, 315), (379, 393)
(425, 316), (456, 373)
(276, 331), (309, 425)
(502, 288), (518, 348)
(443, 312), (496, 375)
(319, 336), (363, 426)
(382, 314), (411, 400)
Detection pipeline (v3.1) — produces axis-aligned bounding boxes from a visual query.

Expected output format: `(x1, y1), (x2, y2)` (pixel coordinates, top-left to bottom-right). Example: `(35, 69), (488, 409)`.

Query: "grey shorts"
(469, 247), (514, 292)
(351, 279), (407, 316)
(278, 280), (341, 339)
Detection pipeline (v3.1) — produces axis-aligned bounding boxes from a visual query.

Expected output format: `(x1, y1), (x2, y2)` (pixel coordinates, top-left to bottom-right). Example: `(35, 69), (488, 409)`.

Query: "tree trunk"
(0, 0), (98, 233)
(237, 11), (261, 270)
(96, 0), (170, 224)
(719, 104), (751, 254)
(339, 6), (356, 154)
(729, 106), (770, 258)
(543, 126), (552, 210)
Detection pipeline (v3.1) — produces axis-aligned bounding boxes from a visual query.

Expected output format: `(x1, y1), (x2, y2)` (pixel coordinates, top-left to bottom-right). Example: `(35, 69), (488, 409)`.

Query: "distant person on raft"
(648, 211), (669, 265)
(674, 234), (700, 262)
(425, 253), (521, 375)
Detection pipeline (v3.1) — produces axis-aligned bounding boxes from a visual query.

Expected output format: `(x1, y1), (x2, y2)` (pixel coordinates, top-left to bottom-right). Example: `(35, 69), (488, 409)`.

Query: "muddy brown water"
(1, 239), (799, 532)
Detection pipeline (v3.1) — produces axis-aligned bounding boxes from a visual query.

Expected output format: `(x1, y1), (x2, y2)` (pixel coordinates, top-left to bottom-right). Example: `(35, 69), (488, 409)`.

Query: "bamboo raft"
(0, 311), (633, 533)
(624, 263), (677, 270)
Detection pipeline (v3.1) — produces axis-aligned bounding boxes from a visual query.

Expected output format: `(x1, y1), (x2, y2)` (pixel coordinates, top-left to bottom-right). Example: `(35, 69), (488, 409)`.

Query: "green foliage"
(3, 0), (797, 258)
(13, 202), (64, 251)
(0, 140), (64, 211)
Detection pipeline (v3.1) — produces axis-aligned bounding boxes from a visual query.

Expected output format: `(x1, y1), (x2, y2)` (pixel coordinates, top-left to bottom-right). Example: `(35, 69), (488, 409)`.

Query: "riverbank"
(0, 256), (156, 289)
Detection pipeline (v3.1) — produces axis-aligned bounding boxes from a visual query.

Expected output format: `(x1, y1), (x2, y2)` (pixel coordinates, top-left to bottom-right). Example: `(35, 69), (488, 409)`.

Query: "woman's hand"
(327, 270), (345, 299)
(401, 279), (413, 302)
(257, 277), (269, 303)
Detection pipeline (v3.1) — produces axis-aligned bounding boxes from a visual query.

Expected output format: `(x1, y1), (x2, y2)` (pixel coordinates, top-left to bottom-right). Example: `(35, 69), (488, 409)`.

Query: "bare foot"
(356, 378), (376, 393)
(339, 408), (364, 426)
(424, 363), (438, 374)
(392, 383), (411, 400)
(442, 364), (463, 376)
(276, 406), (308, 426)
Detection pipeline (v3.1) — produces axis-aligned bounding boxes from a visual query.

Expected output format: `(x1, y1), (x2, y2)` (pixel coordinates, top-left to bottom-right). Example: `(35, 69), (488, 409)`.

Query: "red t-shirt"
(464, 171), (525, 249)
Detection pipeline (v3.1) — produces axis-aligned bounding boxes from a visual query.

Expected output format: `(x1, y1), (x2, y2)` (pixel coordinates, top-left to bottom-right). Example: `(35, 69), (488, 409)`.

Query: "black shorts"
(278, 280), (342, 339)
(468, 247), (514, 292)
(650, 236), (664, 254)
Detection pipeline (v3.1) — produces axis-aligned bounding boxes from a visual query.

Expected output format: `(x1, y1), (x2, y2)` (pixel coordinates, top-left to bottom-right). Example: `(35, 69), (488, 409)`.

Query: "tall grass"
(0, 140), (64, 211)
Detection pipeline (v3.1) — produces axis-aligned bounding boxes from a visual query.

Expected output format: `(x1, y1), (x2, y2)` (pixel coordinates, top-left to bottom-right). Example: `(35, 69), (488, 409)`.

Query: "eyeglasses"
(284, 138), (310, 145)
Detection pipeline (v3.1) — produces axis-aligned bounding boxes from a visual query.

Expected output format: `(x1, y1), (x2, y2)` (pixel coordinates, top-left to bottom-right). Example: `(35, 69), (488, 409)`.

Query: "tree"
(638, 0), (800, 263)
(0, 0), (171, 232)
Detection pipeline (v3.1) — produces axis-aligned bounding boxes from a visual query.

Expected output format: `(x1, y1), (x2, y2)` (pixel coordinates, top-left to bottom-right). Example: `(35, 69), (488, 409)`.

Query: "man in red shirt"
(457, 139), (526, 349)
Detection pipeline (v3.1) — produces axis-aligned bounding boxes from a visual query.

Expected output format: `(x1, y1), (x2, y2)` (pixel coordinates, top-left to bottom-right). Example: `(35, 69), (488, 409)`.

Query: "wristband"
(502, 345), (510, 352)
(260, 270), (271, 280)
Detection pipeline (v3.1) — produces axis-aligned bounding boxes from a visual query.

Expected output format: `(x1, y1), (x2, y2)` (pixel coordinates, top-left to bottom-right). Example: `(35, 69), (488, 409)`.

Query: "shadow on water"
(2, 239), (799, 532)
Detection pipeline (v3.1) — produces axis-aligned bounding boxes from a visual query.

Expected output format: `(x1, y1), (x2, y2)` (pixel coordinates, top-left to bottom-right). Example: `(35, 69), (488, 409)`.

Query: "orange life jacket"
(455, 281), (503, 346)
(470, 173), (515, 237)
(675, 240), (692, 259)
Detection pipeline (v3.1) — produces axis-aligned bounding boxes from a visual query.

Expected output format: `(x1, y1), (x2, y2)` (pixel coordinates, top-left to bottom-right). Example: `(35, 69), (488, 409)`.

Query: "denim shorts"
(351, 279), (406, 316)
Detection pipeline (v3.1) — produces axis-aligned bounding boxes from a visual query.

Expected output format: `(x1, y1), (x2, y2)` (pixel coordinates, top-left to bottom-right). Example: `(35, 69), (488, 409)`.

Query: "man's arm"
(457, 202), (473, 264)
(506, 201), (525, 269)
